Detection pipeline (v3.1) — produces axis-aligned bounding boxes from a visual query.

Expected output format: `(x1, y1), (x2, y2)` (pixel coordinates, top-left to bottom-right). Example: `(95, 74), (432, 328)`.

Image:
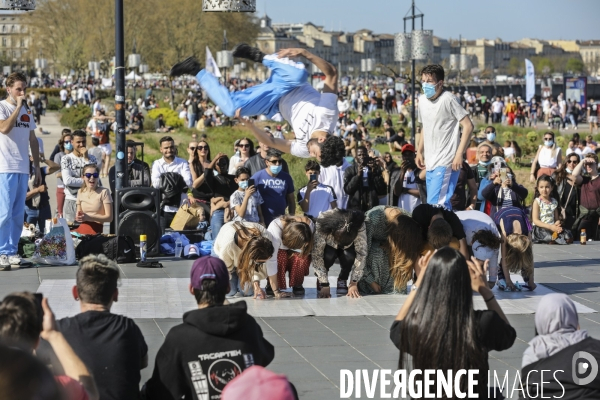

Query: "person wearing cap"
(416, 65), (473, 210)
(221, 366), (298, 400)
(145, 256), (275, 400)
(392, 143), (425, 213)
(456, 209), (502, 287)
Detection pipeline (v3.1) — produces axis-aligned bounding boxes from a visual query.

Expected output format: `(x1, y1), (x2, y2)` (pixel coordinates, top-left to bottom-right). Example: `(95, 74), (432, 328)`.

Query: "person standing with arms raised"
(415, 65), (473, 210)
(0, 72), (41, 271)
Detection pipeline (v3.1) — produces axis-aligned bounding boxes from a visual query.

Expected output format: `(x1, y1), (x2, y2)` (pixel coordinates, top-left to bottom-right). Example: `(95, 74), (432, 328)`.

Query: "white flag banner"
(206, 46), (222, 78)
(525, 59), (535, 101)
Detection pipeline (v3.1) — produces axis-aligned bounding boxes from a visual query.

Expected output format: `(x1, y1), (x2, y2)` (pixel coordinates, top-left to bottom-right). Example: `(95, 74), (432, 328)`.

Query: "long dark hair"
(234, 222), (274, 288)
(316, 209), (365, 247)
(554, 153), (580, 187)
(192, 140), (211, 176)
(534, 174), (562, 216)
(237, 137), (256, 158)
(397, 247), (486, 396)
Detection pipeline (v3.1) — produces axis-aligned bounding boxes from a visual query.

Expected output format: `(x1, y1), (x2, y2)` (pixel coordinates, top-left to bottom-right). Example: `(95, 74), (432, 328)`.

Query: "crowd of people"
(1, 42), (600, 398)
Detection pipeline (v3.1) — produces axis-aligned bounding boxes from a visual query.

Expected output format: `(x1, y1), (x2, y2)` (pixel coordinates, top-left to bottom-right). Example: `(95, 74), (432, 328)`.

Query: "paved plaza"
(3, 113), (598, 399)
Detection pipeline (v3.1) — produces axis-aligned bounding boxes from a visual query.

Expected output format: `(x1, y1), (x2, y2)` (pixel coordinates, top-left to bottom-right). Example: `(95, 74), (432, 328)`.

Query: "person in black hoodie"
(343, 146), (387, 212)
(145, 256), (274, 400)
(521, 293), (600, 399)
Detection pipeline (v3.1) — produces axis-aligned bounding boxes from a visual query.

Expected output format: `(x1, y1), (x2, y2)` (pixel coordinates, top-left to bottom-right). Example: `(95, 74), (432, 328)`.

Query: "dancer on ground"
(411, 203), (469, 259)
(358, 206), (423, 295)
(170, 45), (338, 159)
(415, 65), (474, 209)
(312, 209), (367, 298)
(391, 248), (516, 399)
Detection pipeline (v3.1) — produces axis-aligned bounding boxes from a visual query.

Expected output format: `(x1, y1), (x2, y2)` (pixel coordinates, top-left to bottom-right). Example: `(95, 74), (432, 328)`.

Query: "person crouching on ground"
(312, 209), (367, 298)
(74, 164), (112, 235)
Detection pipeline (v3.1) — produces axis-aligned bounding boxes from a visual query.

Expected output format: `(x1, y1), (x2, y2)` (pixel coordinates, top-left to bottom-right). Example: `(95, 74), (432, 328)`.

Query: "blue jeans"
(0, 173), (28, 255)
(227, 269), (254, 297)
(188, 114), (197, 129)
(24, 203), (52, 234)
(211, 209), (225, 240)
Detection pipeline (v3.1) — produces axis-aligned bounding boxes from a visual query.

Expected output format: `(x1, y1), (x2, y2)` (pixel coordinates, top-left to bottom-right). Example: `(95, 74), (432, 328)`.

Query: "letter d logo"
(572, 351), (598, 385)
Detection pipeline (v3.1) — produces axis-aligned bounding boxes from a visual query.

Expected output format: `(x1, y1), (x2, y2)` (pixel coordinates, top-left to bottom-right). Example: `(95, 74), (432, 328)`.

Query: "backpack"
(159, 172), (188, 209)
(75, 234), (137, 263)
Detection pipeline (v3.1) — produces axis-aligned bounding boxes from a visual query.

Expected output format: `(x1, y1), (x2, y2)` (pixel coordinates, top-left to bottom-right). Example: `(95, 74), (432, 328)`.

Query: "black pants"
(323, 244), (356, 281)
(160, 211), (176, 234)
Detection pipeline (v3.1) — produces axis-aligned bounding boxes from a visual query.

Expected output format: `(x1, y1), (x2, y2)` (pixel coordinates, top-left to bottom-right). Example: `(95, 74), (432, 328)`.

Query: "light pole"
(217, 30), (232, 84)
(128, 40), (141, 103)
(114, 0), (127, 191)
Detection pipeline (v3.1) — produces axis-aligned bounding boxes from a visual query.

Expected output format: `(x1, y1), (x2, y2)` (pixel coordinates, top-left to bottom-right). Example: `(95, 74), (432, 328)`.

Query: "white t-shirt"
(538, 145), (562, 168)
(279, 83), (338, 158)
(397, 169), (421, 213)
(0, 100), (37, 174)
(491, 100), (503, 114)
(60, 89), (68, 101)
(319, 158), (351, 209)
(418, 91), (469, 171)
(455, 210), (500, 246)
(503, 147), (515, 159)
(298, 183), (337, 217)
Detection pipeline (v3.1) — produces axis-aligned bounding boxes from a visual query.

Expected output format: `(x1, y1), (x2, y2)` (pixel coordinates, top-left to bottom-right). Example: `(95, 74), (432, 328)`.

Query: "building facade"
(0, 11), (30, 71)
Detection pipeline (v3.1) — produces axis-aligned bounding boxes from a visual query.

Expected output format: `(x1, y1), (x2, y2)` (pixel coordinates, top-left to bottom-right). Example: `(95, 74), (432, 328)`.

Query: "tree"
(565, 58), (585, 74)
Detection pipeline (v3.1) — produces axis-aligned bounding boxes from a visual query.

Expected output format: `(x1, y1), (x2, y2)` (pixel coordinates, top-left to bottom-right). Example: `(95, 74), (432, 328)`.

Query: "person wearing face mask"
(230, 167), (264, 224)
(251, 149), (295, 227)
(415, 65), (473, 210)
(482, 126), (504, 157)
(530, 131), (562, 183)
(552, 154), (581, 230)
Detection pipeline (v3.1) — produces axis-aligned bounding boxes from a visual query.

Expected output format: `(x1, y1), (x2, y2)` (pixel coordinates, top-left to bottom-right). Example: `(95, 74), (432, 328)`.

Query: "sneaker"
(0, 255), (10, 271)
(292, 285), (305, 296)
(265, 282), (274, 296)
(232, 43), (265, 63)
(336, 279), (348, 295)
(316, 280), (322, 292)
(8, 254), (21, 265)
(170, 56), (201, 77)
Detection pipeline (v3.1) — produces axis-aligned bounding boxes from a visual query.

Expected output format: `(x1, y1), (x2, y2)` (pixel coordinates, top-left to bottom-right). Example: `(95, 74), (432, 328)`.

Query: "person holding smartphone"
(230, 167), (265, 224)
(343, 146), (387, 212)
(297, 160), (337, 219)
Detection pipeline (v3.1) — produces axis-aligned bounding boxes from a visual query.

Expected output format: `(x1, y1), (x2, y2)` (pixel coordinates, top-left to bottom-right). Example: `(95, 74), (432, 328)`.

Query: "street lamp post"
(128, 42), (141, 103)
(114, 0), (127, 191)
(217, 30), (232, 84)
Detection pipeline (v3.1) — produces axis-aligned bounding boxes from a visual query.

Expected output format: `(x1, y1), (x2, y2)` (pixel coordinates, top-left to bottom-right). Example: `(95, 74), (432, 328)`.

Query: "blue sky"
(260, 0), (600, 42)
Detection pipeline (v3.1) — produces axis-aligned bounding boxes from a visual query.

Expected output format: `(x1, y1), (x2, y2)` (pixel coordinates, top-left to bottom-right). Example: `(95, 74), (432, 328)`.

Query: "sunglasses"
(567, 159), (579, 164)
(64, 140), (71, 144)
(268, 159), (282, 165)
(239, 144), (250, 148)
(198, 145), (208, 150)
(84, 172), (99, 179)
(188, 147), (196, 151)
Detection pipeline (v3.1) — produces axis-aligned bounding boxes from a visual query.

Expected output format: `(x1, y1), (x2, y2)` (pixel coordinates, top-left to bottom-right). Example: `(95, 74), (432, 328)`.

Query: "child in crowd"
(297, 161), (337, 220)
(531, 174), (572, 244)
(481, 156), (528, 216)
(230, 167), (265, 224)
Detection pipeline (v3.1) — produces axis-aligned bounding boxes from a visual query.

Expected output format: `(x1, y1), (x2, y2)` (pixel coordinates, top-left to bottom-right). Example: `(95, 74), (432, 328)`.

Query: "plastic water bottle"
(581, 229), (587, 245)
(140, 234), (147, 262)
(175, 237), (183, 258)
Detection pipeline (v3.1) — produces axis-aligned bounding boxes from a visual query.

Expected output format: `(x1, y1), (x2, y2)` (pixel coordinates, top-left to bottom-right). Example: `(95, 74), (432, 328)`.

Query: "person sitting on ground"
(571, 153), (600, 241)
(213, 220), (288, 299)
(230, 167), (265, 224)
(267, 215), (314, 296)
(297, 160), (337, 219)
(359, 206), (423, 295)
(385, 125), (406, 152)
(36, 254), (148, 400)
(521, 293), (600, 399)
(0, 292), (99, 400)
(221, 366), (298, 400)
(74, 164), (112, 235)
(154, 113), (174, 133)
(144, 257), (275, 400)
(171, 45), (337, 159)
(531, 174), (572, 244)
(312, 209), (367, 298)
(411, 203), (469, 259)
(391, 248), (516, 399)
(553, 153), (581, 230)
(481, 157), (528, 216)
(493, 206), (536, 291)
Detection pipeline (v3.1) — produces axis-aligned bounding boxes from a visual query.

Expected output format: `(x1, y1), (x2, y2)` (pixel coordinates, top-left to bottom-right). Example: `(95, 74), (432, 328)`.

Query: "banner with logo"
(525, 59), (535, 101)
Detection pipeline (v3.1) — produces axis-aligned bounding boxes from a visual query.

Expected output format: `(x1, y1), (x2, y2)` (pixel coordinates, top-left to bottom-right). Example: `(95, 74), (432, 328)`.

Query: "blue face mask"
(64, 143), (73, 151)
(544, 140), (554, 147)
(270, 165), (282, 175)
(239, 180), (248, 190)
(486, 133), (496, 142)
(422, 82), (438, 99)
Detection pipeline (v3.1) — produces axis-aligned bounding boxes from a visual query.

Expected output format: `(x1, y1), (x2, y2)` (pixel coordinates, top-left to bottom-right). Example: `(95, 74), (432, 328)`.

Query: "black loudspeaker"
(115, 187), (161, 257)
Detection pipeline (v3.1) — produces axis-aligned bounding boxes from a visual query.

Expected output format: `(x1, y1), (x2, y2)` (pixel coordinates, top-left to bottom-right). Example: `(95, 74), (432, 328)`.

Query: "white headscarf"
(522, 293), (588, 367)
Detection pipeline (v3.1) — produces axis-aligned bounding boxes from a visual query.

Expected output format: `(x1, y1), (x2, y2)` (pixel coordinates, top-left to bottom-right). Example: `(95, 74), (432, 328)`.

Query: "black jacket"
(145, 301), (274, 400)
(160, 172), (188, 208)
(481, 180), (528, 209)
(344, 164), (387, 212)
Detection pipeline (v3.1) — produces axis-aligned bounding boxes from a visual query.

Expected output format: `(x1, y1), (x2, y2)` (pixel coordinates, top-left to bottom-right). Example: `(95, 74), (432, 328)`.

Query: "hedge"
(147, 107), (184, 129)
(59, 105), (92, 130)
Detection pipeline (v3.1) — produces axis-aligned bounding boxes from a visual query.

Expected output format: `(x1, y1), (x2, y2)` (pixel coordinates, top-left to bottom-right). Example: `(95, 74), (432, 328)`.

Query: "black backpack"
(75, 234), (136, 263)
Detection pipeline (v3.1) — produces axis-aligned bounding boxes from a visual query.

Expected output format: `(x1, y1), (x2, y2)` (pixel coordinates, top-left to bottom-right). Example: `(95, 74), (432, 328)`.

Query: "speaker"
(115, 187), (161, 257)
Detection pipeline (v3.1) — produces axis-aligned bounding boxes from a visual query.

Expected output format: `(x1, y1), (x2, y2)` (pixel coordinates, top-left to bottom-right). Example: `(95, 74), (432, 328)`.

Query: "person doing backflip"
(170, 44), (338, 161)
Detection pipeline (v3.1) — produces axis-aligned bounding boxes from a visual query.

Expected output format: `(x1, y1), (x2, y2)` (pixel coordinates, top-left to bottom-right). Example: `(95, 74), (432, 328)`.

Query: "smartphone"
(309, 174), (317, 182)
(500, 168), (507, 181)
(248, 178), (255, 187)
(33, 293), (43, 325)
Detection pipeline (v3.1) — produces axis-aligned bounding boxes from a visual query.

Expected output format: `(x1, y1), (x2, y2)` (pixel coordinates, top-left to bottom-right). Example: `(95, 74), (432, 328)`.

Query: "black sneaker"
(232, 43), (265, 63)
(316, 280), (322, 292)
(170, 56), (201, 77)
(265, 282), (274, 296)
(336, 279), (348, 295)
(292, 285), (305, 296)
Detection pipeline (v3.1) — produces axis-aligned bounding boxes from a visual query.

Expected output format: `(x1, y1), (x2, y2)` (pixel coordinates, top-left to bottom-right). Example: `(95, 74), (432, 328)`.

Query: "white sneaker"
(0, 255), (10, 271)
(8, 254), (21, 265)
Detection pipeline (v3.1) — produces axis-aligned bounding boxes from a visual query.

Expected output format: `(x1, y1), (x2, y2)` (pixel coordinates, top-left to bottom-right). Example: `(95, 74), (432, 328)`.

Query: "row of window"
(0, 25), (26, 33)
(1, 38), (26, 47)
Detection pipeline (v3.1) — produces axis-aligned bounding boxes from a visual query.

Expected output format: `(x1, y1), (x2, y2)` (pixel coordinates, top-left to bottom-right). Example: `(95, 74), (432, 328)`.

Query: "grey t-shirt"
(230, 189), (264, 223)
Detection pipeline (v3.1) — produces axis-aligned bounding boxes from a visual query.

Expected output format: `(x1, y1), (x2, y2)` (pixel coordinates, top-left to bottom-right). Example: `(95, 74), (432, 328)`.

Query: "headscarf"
(522, 293), (588, 367)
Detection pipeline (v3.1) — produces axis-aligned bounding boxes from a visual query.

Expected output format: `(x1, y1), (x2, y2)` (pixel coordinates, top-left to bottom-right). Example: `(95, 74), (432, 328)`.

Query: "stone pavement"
(2, 241), (600, 399)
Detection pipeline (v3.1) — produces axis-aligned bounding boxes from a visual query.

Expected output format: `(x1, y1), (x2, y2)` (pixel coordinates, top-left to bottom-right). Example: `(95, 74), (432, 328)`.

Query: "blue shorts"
(196, 54), (308, 118)
(426, 166), (460, 210)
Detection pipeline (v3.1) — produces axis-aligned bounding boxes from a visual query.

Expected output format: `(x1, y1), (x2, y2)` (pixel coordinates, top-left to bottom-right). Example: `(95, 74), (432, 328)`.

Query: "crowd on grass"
(2, 52), (600, 398)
